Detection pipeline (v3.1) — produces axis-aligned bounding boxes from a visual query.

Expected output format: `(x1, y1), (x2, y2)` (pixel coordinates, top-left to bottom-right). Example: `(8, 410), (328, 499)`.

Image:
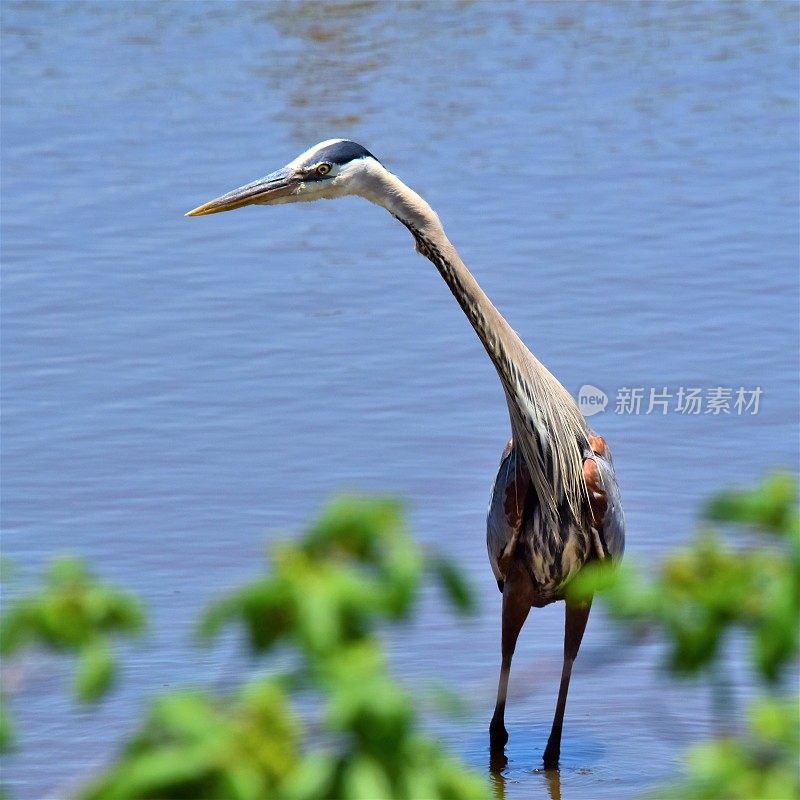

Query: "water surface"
(2, 2), (798, 798)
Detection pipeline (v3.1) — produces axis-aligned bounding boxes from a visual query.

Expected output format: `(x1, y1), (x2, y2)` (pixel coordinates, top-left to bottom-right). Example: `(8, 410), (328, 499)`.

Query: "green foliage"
(12, 479), (794, 800)
(705, 472), (799, 537)
(570, 472), (799, 800)
(0, 701), (13, 753)
(655, 699), (799, 800)
(81, 681), (299, 800)
(80, 496), (489, 800)
(1, 556), (144, 712)
(569, 472), (799, 683)
(430, 554), (476, 615)
(199, 498), (424, 658)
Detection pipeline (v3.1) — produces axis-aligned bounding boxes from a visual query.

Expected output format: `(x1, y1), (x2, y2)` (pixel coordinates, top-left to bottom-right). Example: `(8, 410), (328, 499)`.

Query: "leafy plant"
(569, 472), (799, 799)
(1, 556), (143, 712)
(6, 477), (796, 800)
(656, 698), (799, 800)
(79, 496), (489, 800)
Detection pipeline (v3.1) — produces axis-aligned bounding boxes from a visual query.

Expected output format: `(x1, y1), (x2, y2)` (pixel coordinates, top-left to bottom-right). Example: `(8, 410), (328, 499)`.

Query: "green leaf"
(704, 472), (797, 535)
(430, 554), (476, 614)
(282, 754), (336, 800)
(342, 754), (394, 800)
(82, 742), (219, 800)
(0, 696), (14, 752)
(74, 639), (115, 702)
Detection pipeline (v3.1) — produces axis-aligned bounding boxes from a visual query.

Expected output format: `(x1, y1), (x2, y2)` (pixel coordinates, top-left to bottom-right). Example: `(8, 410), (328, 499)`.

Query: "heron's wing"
(486, 439), (532, 588)
(583, 437), (625, 559)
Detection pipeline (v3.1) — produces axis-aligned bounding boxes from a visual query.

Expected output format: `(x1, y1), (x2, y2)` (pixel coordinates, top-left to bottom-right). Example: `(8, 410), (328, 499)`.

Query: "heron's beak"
(185, 167), (299, 216)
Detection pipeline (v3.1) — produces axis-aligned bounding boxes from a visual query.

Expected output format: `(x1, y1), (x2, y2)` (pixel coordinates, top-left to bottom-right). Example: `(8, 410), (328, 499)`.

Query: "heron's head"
(185, 139), (382, 217)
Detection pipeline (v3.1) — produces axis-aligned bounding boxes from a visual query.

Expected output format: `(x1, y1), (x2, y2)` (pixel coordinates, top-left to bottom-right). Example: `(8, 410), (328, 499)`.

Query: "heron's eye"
(316, 163), (332, 176)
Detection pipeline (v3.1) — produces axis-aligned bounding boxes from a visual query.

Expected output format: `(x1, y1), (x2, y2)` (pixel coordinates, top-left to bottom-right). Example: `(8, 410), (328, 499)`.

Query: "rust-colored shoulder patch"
(588, 435), (606, 457)
(583, 457), (608, 526)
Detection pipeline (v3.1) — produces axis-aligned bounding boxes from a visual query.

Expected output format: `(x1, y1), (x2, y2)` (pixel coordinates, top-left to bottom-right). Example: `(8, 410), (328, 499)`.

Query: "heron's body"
(487, 435), (624, 604)
(187, 139), (625, 770)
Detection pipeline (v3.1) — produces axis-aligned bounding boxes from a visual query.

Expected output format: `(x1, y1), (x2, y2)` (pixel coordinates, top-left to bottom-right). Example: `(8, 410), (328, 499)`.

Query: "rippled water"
(2, 2), (798, 798)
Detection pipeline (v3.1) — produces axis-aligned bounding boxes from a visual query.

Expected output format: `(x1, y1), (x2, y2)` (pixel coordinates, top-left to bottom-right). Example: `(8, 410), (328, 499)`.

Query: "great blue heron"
(186, 139), (625, 769)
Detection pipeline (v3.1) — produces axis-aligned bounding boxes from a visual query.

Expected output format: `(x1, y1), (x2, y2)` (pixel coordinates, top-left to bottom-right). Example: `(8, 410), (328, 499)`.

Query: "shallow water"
(1, 2), (798, 798)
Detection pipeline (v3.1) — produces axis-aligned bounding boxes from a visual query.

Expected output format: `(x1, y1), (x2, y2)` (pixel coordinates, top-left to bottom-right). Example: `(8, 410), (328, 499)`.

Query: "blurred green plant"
(569, 472), (799, 800)
(79, 496), (488, 800)
(1, 556), (144, 716)
(7, 477), (795, 800)
(657, 697), (799, 800)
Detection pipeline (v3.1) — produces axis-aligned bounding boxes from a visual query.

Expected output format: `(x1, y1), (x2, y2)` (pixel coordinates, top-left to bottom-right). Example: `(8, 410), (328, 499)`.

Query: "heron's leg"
(542, 598), (592, 769)
(489, 568), (532, 751)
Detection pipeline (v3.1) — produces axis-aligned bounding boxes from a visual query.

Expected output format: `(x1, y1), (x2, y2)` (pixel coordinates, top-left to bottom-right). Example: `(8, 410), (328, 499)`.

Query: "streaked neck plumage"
(357, 162), (591, 530)
(357, 166), (517, 376)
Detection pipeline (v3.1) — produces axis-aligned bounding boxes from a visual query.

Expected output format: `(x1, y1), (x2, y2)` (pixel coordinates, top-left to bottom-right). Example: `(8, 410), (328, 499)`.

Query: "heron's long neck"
(359, 167), (591, 530)
(363, 170), (523, 379)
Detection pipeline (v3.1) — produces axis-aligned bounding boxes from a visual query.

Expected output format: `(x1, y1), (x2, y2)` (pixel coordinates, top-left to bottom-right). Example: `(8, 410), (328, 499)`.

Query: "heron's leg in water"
(542, 598), (592, 768)
(489, 566), (533, 751)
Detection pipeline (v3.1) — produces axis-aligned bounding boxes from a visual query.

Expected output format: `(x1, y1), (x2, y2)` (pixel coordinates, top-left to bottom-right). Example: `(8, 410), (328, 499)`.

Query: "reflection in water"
(254, 1), (494, 144)
(490, 749), (562, 800)
(544, 768), (562, 800)
(489, 748), (508, 799)
(255, 1), (381, 140)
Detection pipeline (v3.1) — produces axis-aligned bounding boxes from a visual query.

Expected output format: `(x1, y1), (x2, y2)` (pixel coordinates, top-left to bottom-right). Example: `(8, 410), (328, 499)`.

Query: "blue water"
(2, 2), (798, 798)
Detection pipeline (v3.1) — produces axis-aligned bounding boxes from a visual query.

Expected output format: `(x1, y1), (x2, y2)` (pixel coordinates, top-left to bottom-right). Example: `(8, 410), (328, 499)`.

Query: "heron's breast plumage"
(487, 437), (622, 603)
